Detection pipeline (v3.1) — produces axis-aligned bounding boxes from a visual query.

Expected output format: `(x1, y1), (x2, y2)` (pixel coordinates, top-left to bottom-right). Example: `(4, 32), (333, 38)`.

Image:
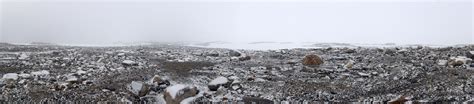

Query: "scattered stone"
(2, 73), (18, 80)
(302, 54), (324, 66)
(164, 84), (199, 104)
(127, 81), (150, 97)
(208, 76), (230, 91)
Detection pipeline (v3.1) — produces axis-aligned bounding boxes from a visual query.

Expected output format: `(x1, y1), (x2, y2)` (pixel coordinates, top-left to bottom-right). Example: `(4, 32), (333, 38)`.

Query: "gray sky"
(0, 0), (472, 45)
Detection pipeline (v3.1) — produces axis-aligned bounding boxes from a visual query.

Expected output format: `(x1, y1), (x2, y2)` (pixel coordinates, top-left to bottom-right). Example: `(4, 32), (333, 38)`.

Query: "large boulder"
(127, 81), (150, 97)
(208, 76), (230, 91)
(302, 54), (324, 66)
(163, 84), (199, 104)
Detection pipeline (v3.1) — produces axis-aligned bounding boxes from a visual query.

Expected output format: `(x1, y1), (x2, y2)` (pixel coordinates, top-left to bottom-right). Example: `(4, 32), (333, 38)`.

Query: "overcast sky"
(0, 0), (472, 45)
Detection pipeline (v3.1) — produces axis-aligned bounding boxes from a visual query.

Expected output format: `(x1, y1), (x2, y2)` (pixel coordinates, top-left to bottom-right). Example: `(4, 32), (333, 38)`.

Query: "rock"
(122, 60), (138, 66)
(65, 75), (80, 84)
(467, 51), (474, 59)
(18, 73), (31, 79)
(388, 95), (409, 104)
(208, 76), (230, 91)
(239, 56), (251, 61)
(2, 73), (18, 80)
(437, 60), (448, 66)
(127, 81), (150, 97)
(302, 54), (324, 66)
(18, 53), (29, 60)
(448, 56), (472, 67)
(76, 70), (87, 75)
(344, 60), (355, 69)
(207, 51), (219, 57)
(151, 75), (163, 84)
(31, 70), (50, 76)
(164, 84), (199, 104)
(228, 50), (241, 57)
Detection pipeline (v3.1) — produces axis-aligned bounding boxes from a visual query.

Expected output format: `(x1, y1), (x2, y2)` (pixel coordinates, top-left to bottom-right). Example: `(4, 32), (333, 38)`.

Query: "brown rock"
(163, 84), (199, 104)
(302, 54), (324, 66)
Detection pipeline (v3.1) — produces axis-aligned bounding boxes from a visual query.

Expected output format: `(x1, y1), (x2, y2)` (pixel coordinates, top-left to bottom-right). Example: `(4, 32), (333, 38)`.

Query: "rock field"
(0, 43), (474, 103)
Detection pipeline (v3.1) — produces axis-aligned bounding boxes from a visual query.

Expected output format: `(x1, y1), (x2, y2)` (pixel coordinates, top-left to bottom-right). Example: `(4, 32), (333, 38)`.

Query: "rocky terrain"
(0, 43), (474, 103)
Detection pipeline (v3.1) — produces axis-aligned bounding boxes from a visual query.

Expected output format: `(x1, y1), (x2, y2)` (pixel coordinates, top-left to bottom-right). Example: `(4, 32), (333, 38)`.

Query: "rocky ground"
(0, 43), (474, 103)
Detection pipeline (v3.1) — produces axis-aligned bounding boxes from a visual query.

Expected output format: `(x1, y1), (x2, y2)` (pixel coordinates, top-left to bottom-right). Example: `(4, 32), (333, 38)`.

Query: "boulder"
(448, 56), (472, 67)
(468, 51), (474, 59)
(239, 56), (251, 61)
(302, 54), (324, 66)
(208, 76), (230, 91)
(122, 60), (138, 66)
(2, 73), (18, 80)
(164, 84), (199, 104)
(127, 81), (150, 97)
(228, 50), (241, 57)
(31, 70), (50, 76)
(344, 60), (355, 69)
(242, 97), (274, 104)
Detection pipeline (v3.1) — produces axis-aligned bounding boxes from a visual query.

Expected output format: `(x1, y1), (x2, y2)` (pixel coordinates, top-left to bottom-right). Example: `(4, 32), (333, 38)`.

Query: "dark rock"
(302, 54), (324, 66)
(228, 50), (241, 57)
(239, 56), (251, 61)
(208, 76), (230, 91)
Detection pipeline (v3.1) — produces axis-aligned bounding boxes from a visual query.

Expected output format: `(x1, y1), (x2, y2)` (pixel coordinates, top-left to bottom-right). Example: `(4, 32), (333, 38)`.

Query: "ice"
(2, 73), (18, 80)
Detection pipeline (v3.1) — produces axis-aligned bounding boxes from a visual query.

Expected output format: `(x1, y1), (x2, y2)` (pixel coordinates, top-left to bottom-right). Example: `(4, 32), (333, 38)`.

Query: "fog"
(0, 0), (472, 45)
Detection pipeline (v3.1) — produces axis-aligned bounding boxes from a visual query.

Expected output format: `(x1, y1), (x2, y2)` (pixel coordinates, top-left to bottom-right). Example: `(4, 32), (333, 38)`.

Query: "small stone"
(164, 84), (199, 104)
(302, 54), (324, 66)
(2, 73), (18, 80)
(127, 81), (150, 97)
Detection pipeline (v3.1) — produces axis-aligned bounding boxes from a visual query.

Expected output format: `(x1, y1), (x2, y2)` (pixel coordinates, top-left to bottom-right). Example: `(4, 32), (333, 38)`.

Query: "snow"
(166, 84), (188, 99)
(2, 73), (18, 80)
(209, 76), (228, 85)
(31, 70), (50, 76)
(18, 53), (28, 59)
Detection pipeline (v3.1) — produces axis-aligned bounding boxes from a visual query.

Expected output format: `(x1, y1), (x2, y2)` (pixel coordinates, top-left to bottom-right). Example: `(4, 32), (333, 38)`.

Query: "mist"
(0, 0), (472, 45)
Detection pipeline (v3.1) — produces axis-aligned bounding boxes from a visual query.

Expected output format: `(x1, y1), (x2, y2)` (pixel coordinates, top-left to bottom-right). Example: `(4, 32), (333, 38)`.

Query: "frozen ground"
(0, 42), (473, 103)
